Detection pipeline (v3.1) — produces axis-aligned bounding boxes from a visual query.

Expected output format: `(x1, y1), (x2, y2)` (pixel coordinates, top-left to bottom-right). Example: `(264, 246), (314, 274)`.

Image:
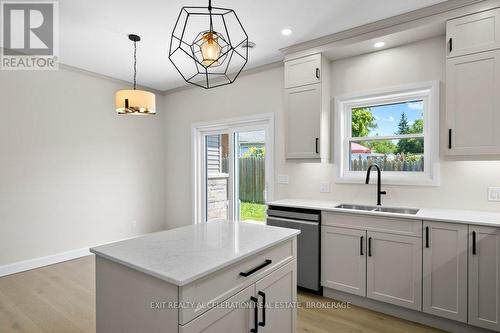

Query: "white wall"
(164, 36), (500, 229)
(0, 67), (166, 266)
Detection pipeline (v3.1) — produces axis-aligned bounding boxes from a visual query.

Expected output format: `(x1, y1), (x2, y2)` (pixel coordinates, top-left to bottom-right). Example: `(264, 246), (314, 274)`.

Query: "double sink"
(335, 203), (419, 215)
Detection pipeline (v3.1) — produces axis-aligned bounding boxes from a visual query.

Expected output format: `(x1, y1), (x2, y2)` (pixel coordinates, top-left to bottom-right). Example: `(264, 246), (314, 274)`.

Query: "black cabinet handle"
(425, 226), (430, 248)
(258, 291), (266, 327)
(250, 296), (258, 333)
(449, 38), (453, 53)
(360, 236), (364, 256)
(368, 237), (372, 257)
(448, 129), (452, 149)
(315, 68), (320, 79)
(240, 259), (272, 277)
(315, 138), (319, 154)
(472, 231), (477, 255)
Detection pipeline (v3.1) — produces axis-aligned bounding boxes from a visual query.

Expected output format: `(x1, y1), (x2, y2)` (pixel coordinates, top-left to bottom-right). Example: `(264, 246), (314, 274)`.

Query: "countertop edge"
(90, 231), (300, 287)
(267, 199), (500, 227)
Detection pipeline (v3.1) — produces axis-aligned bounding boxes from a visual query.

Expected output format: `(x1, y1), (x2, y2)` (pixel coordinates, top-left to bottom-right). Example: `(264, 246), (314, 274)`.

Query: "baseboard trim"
(0, 248), (91, 277)
(323, 288), (496, 333)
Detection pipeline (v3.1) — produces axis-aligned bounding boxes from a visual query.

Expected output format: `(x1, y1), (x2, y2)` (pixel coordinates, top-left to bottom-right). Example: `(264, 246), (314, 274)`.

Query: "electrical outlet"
(488, 187), (500, 201)
(320, 182), (331, 193)
(278, 175), (289, 184)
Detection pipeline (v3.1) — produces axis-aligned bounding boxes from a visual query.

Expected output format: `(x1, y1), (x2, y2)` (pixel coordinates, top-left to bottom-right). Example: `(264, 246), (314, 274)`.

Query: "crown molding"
(280, 0), (490, 59)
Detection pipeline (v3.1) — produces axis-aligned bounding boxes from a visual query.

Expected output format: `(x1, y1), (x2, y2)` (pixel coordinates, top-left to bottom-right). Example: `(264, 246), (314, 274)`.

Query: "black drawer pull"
(250, 296), (258, 333)
(315, 67), (320, 79)
(240, 259), (272, 277)
(368, 237), (372, 257)
(360, 236), (364, 256)
(315, 138), (319, 154)
(448, 129), (452, 149)
(449, 38), (453, 53)
(425, 226), (430, 248)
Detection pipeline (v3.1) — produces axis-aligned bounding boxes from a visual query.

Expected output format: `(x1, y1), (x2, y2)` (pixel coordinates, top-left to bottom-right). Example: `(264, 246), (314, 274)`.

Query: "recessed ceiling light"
(281, 28), (292, 36)
(373, 41), (386, 48)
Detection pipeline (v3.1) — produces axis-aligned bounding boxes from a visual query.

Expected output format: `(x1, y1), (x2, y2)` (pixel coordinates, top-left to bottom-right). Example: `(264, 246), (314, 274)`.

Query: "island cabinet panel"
(468, 225), (500, 332)
(321, 226), (366, 296)
(255, 260), (297, 333)
(366, 231), (422, 311)
(179, 239), (296, 325)
(179, 285), (255, 333)
(422, 221), (467, 323)
(95, 257), (178, 333)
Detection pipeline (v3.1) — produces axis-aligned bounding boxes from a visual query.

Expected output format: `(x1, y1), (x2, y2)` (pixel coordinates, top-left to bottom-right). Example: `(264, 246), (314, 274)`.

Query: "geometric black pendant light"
(169, 0), (248, 89)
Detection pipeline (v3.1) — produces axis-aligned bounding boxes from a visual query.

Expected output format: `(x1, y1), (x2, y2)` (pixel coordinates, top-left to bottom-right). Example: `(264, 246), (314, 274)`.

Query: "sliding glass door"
(195, 115), (273, 224)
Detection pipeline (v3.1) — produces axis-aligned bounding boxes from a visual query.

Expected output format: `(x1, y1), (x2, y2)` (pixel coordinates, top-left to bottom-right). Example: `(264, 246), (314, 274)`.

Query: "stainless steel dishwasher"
(266, 205), (321, 294)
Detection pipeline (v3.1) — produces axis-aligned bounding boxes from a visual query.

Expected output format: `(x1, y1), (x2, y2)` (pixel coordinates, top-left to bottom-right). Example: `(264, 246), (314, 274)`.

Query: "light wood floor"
(0, 256), (445, 333)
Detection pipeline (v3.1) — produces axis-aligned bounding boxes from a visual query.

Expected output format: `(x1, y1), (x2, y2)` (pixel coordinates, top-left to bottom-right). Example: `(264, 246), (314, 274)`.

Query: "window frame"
(334, 81), (440, 186)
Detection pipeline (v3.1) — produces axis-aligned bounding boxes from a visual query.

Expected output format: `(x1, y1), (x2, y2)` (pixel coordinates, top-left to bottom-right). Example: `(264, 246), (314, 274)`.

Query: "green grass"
(240, 202), (266, 222)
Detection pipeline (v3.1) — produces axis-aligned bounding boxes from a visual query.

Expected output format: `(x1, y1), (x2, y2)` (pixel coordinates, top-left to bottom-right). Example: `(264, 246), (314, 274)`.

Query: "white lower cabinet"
(468, 226), (500, 331)
(366, 231), (422, 311)
(180, 260), (297, 333)
(423, 221), (467, 322)
(321, 226), (366, 296)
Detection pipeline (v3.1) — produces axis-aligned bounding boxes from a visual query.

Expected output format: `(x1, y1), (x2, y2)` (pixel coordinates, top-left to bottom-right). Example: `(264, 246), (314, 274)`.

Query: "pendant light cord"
(208, 0), (213, 31)
(133, 39), (137, 90)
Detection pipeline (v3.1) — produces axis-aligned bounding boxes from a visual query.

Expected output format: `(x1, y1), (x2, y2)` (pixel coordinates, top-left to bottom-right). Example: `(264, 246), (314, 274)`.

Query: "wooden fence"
(351, 155), (424, 172)
(239, 157), (265, 204)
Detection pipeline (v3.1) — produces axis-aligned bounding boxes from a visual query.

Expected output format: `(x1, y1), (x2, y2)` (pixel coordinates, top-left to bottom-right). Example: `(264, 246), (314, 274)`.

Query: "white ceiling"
(59, 0), (448, 91)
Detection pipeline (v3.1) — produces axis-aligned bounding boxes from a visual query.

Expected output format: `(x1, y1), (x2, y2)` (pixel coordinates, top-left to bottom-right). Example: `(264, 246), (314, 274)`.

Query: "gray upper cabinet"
(446, 8), (500, 157)
(284, 54), (330, 160)
(423, 221), (467, 323)
(446, 49), (500, 156)
(468, 225), (500, 332)
(447, 8), (500, 58)
(284, 54), (321, 88)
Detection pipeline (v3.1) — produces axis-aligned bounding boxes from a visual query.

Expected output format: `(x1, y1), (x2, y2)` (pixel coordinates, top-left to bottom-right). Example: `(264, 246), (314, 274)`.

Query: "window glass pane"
(349, 138), (424, 172)
(352, 100), (424, 137)
(205, 134), (229, 221)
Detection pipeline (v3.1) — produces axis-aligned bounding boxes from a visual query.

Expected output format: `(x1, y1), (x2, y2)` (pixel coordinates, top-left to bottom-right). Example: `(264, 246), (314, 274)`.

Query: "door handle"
(368, 237), (372, 257)
(472, 231), (477, 255)
(258, 291), (266, 327)
(250, 296), (258, 333)
(360, 236), (364, 256)
(425, 226), (430, 248)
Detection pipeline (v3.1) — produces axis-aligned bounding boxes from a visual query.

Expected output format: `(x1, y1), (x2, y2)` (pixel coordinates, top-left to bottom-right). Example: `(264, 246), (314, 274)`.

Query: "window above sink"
(334, 81), (440, 186)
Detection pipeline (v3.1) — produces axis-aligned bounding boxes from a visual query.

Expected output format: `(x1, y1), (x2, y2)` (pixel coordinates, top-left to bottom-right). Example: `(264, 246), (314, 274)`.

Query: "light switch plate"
(488, 187), (500, 201)
(320, 182), (331, 193)
(278, 175), (289, 184)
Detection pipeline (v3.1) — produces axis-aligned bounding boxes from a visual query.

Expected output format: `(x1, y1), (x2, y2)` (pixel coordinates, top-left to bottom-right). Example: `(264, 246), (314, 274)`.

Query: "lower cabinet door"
(255, 260), (297, 333)
(179, 285), (255, 333)
(468, 226), (500, 332)
(366, 231), (422, 311)
(321, 226), (366, 296)
(423, 221), (467, 322)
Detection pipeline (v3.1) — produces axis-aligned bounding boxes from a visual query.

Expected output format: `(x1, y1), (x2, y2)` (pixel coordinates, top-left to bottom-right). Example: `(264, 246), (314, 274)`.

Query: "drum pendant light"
(169, 0), (248, 89)
(115, 34), (156, 115)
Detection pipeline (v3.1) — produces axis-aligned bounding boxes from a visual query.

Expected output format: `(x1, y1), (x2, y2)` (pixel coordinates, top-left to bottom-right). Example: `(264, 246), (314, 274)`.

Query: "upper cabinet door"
(446, 49), (500, 156)
(468, 226), (500, 332)
(447, 8), (500, 58)
(321, 226), (366, 297)
(285, 84), (321, 159)
(284, 54), (321, 88)
(255, 260), (297, 333)
(422, 221), (467, 323)
(366, 231), (422, 311)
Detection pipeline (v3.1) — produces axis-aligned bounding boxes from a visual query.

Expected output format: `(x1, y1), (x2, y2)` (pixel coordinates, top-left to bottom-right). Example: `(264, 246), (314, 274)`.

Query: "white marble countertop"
(90, 220), (299, 286)
(267, 199), (500, 227)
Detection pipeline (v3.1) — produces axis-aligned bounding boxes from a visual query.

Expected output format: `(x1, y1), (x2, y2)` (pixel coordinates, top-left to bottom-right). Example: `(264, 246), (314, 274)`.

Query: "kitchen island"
(90, 220), (299, 333)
